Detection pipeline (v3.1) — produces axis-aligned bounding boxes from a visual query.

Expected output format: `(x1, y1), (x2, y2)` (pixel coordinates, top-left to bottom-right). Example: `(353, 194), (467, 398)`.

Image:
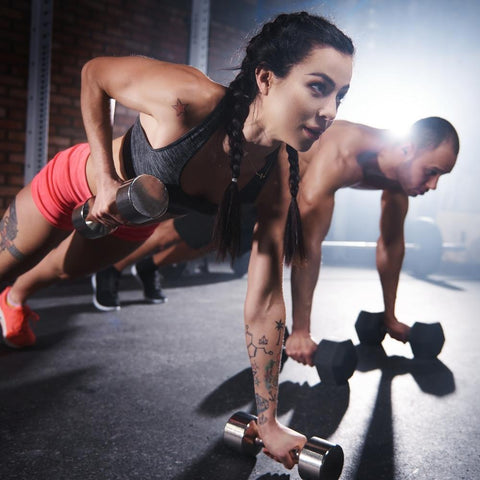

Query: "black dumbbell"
(315, 339), (358, 384)
(224, 411), (344, 480)
(355, 310), (445, 358)
(72, 174), (168, 239)
(282, 328), (357, 385)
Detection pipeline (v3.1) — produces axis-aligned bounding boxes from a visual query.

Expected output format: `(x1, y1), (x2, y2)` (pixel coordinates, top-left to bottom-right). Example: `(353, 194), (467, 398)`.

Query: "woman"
(0, 12), (354, 468)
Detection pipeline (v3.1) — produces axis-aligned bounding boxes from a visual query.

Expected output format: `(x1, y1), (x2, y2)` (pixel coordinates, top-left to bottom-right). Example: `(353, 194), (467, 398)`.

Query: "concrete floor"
(0, 263), (479, 480)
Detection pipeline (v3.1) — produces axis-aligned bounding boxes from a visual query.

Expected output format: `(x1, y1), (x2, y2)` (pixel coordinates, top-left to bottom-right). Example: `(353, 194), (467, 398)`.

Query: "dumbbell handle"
(72, 174), (168, 239)
(251, 434), (301, 459)
(224, 411), (344, 480)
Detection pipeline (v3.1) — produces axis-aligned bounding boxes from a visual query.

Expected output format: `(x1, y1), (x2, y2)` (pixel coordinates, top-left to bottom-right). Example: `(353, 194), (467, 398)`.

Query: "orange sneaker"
(0, 286), (39, 348)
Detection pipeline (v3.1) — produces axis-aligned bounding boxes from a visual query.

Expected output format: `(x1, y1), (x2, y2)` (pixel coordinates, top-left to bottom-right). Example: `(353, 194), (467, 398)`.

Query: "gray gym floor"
(0, 262), (479, 480)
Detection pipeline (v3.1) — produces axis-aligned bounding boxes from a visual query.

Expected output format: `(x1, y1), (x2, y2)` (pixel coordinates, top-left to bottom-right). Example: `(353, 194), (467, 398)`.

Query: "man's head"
(396, 117), (459, 197)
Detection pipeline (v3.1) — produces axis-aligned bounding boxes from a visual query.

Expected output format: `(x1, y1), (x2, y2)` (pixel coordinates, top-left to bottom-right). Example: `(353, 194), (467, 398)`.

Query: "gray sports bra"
(122, 96), (277, 214)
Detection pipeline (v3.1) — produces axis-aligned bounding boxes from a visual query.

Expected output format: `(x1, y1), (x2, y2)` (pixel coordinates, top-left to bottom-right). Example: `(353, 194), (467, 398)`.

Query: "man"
(287, 116), (458, 364)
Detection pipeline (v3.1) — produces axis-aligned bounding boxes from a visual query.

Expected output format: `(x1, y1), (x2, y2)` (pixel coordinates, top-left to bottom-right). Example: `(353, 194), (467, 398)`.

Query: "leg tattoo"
(0, 199), (25, 261)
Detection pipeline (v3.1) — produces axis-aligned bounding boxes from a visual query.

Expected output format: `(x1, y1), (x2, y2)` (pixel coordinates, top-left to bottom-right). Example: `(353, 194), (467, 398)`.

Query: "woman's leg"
(0, 184), (72, 348)
(152, 239), (213, 267)
(0, 184), (70, 282)
(1, 211), (142, 347)
(113, 219), (182, 271)
(10, 231), (142, 305)
(91, 221), (181, 310)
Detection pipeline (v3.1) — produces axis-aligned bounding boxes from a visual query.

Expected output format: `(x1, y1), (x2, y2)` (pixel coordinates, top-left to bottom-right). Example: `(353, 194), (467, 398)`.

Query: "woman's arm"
(244, 163), (306, 469)
(79, 56), (215, 226)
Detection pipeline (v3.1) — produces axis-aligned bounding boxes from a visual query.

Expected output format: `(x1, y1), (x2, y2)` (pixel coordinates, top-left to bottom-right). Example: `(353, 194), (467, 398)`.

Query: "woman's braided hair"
(213, 11), (354, 264)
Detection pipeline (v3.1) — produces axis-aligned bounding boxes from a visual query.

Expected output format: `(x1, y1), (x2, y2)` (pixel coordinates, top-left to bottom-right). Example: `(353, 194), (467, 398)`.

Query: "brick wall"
(0, 1), (31, 213)
(0, 0), (191, 215)
(49, 0), (191, 154)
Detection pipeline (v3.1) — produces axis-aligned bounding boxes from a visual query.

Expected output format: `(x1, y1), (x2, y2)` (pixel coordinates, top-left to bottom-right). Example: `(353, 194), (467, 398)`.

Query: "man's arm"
(287, 188), (335, 366)
(376, 189), (410, 342)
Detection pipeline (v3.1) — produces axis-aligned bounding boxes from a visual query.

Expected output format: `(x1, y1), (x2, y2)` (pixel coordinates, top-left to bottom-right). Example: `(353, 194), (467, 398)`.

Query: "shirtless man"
(287, 116), (459, 365)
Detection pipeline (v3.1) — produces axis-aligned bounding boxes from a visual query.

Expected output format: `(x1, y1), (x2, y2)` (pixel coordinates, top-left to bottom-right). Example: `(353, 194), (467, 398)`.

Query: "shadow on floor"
(194, 343), (455, 480)
(191, 366), (350, 479)
(352, 345), (455, 479)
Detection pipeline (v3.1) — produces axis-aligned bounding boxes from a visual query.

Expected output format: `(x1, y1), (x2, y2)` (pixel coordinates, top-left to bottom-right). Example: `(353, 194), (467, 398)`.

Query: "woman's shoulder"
(139, 60), (227, 126)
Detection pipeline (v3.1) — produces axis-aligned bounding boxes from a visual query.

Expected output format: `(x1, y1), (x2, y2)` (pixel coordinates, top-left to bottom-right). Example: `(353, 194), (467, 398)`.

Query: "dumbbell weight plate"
(409, 322), (445, 358)
(314, 339), (357, 385)
(116, 174), (168, 223)
(298, 437), (344, 480)
(355, 311), (387, 345)
(223, 411), (262, 456)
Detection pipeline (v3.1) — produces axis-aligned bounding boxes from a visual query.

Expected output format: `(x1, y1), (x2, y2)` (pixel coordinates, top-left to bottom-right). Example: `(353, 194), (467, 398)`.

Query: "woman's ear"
(255, 66), (274, 95)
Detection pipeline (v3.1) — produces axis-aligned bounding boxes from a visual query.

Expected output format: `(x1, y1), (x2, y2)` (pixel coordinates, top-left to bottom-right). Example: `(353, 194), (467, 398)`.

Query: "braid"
(212, 70), (253, 261)
(284, 145), (305, 265)
(213, 11), (354, 262)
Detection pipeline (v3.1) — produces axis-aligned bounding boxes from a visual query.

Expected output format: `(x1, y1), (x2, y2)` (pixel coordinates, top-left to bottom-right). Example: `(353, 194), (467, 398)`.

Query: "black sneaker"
(132, 259), (167, 304)
(91, 266), (121, 311)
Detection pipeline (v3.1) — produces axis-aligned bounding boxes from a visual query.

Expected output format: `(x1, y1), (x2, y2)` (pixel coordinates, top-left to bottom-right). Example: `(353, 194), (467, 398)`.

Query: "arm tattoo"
(247, 321), (282, 421)
(0, 199), (25, 261)
(255, 393), (270, 414)
(258, 414), (268, 425)
(264, 359), (278, 402)
(275, 319), (285, 345)
(171, 98), (188, 117)
(245, 325), (273, 357)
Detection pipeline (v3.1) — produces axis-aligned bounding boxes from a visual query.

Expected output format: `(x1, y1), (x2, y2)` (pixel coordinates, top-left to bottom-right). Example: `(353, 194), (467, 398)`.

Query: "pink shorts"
(31, 143), (157, 242)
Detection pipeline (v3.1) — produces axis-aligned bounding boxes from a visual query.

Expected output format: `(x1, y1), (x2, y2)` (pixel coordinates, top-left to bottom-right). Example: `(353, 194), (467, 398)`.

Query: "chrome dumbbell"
(72, 174), (168, 239)
(223, 411), (344, 480)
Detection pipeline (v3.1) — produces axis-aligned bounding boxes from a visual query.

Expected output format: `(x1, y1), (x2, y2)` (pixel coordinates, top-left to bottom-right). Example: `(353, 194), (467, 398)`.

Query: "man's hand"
(285, 330), (317, 366)
(383, 312), (411, 343)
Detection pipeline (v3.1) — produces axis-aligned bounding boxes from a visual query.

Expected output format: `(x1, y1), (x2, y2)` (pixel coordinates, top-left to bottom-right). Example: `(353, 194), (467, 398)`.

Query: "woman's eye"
(311, 83), (327, 95)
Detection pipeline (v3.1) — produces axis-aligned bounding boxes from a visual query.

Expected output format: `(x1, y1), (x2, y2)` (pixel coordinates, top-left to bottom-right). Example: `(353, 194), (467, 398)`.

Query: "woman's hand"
(259, 419), (307, 470)
(89, 176), (124, 228)
(285, 330), (317, 366)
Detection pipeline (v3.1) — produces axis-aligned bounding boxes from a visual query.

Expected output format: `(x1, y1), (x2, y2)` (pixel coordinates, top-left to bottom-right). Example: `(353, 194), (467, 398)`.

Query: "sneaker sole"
(145, 296), (167, 304)
(91, 275), (120, 312)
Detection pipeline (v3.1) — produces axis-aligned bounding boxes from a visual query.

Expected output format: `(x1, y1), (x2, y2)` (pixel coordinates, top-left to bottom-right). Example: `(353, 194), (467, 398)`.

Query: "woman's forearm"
(245, 297), (286, 428)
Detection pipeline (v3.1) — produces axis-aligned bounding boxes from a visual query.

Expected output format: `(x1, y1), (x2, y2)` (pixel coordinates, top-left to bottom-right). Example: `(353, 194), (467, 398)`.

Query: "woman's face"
(262, 46), (353, 152)
(397, 141), (457, 196)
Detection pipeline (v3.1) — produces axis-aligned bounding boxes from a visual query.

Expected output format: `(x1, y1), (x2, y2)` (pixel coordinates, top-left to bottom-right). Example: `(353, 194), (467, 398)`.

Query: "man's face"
(397, 141), (457, 197)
